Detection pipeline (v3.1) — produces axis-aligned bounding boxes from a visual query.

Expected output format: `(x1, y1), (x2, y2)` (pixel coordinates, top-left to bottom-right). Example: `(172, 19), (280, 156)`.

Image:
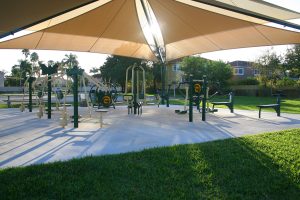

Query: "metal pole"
(189, 75), (193, 122)
(142, 66), (146, 102)
(132, 65), (137, 115)
(28, 77), (33, 112)
(137, 69), (139, 100)
(73, 68), (79, 128)
(166, 84), (170, 107)
(48, 75), (51, 119)
(202, 76), (207, 121)
(161, 64), (166, 105)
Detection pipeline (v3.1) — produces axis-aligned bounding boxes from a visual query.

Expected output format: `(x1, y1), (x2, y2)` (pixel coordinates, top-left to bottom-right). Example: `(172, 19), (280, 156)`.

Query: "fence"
(231, 85), (300, 98)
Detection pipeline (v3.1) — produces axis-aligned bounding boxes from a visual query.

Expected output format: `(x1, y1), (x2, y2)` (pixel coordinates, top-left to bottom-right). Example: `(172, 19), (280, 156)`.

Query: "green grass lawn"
(0, 104), (20, 108)
(169, 96), (300, 114)
(1, 129), (299, 199)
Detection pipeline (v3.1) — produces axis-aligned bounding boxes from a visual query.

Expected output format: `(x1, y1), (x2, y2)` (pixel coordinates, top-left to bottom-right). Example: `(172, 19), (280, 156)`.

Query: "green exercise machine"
(175, 75), (208, 122)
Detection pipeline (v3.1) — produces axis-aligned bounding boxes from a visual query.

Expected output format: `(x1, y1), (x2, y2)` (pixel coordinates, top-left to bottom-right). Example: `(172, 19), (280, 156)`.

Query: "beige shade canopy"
(0, 0), (299, 62)
(0, 0), (96, 37)
(216, 0), (300, 21)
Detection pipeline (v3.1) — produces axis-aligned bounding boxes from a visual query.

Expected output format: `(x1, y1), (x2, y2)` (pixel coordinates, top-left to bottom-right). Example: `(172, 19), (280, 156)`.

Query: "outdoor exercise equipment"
(124, 64), (146, 115)
(55, 88), (64, 98)
(156, 84), (171, 108)
(84, 72), (117, 109)
(174, 83), (189, 114)
(205, 88), (219, 113)
(174, 75), (207, 121)
(36, 88), (44, 118)
(89, 84), (117, 108)
(210, 92), (234, 113)
(256, 92), (285, 118)
(40, 63), (59, 119)
(146, 92), (161, 107)
(35, 81), (47, 119)
(188, 75), (208, 122)
(59, 75), (72, 128)
(19, 74), (36, 112)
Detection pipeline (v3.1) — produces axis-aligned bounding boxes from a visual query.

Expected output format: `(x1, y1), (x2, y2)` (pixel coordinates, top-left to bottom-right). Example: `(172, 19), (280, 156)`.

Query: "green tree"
(62, 53), (79, 69)
(11, 64), (21, 77)
(19, 60), (32, 78)
(180, 56), (232, 92)
(207, 60), (233, 91)
(90, 67), (100, 77)
(22, 49), (30, 60)
(11, 60), (32, 86)
(100, 56), (147, 92)
(30, 52), (39, 75)
(284, 44), (300, 78)
(254, 50), (282, 87)
(181, 56), (209, 78)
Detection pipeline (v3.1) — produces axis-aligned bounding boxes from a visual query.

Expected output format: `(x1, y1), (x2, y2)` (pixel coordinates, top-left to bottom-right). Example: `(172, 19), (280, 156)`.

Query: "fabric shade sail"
(0, 0), (96, 38)
(0, 0), (299, 62)
(215, 0), (300, 21)
(149, 0), (300, 61)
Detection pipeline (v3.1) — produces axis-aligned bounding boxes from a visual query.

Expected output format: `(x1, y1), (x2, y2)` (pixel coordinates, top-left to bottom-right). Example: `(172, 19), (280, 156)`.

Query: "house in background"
(229, 60), (258, 80)
(165, 59), (185, 96)
(165, 59), (260, 86)
(166, 59), (184, 85)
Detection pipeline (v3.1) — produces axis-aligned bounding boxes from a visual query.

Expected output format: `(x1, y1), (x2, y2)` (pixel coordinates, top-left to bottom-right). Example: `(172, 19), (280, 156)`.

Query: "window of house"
(253, 69), (259, 76)
(234, 68), (244, 75)
(172, 63), (180, 71)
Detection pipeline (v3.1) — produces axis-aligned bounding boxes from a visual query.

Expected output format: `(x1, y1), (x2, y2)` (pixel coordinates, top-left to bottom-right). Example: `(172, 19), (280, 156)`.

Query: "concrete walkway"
(0, 105), (299, 168)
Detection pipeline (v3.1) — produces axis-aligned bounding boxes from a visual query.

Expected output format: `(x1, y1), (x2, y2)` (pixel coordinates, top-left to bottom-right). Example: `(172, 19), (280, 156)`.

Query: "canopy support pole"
(28, 77), (34, 112)
(67, 66), (84, 128)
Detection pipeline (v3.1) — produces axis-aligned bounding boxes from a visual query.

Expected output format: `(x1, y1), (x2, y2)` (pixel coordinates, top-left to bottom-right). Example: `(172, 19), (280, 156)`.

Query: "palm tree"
(30, 52), (39, 75)
(15, 59), (32, 86)
(62, 53), (79, 69)
(19, 60), (32, 78)
(90, 67), (100, 76)
(22, 49), (30, 60)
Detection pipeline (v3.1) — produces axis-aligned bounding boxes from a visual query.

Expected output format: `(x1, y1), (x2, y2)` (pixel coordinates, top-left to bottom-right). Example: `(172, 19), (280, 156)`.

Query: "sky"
(0, 0), (299, 74)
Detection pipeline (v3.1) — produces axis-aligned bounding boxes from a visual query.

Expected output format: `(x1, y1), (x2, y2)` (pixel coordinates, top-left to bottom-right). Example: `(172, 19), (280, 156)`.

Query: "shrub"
(276, 78), (298, 87)
(230, 77), (259, 86)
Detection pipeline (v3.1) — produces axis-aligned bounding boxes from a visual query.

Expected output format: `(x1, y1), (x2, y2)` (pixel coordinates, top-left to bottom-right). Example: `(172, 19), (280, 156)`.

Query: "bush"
(276, 78), (298, 87)
(229, 77), (259, 86)
(238, 77), (259, 85)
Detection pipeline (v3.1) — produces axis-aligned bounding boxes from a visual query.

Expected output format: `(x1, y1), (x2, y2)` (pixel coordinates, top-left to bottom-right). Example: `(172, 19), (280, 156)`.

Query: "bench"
(211, 92), (234, 113)
(146, 94), (160, 107)
(257, 95), (283, 118)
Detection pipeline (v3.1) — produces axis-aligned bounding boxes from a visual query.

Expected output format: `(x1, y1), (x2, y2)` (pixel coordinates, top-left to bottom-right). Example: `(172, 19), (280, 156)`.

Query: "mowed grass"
(169, 96), (300, 114)
(0, 129), (299, 199)
(0, 104), (20, 108)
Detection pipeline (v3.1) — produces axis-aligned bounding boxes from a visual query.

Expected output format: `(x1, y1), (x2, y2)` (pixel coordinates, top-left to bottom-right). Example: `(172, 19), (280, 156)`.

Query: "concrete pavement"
(0, 105), (299, 168)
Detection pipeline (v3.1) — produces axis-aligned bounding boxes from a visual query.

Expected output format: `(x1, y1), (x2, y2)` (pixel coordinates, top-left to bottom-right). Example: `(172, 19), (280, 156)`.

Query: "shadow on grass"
(1, 130), (299, 199)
